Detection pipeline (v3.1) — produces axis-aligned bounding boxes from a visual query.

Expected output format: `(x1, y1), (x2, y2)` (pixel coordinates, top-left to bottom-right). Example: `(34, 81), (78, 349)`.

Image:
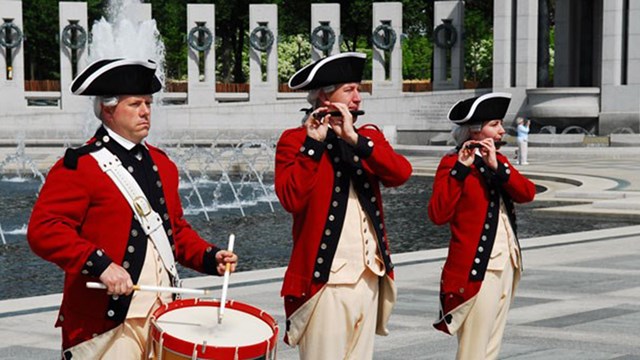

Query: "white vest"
(127, 242), (173, 318)
(328, 182), (385, 285)
(487, 199), (521, 271)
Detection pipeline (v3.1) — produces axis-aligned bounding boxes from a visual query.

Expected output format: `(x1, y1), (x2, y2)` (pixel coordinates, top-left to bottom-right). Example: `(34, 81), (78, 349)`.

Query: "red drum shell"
(150, 298), (278, 360)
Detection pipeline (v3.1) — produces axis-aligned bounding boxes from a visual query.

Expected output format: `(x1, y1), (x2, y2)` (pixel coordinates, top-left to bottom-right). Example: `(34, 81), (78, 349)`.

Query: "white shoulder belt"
(90, 147), (179, 282)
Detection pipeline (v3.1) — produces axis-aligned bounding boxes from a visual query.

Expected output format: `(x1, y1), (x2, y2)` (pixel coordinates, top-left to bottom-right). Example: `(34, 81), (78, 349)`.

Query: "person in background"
(516, 116), (530, 165)
(275, 52), (412, 359)
(428, 93), (536, 360)
(28, 58), (237, 359)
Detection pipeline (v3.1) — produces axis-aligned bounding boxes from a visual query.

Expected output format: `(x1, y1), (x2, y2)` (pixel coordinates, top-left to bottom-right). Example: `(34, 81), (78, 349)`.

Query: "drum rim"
(150, 298), (279, 359)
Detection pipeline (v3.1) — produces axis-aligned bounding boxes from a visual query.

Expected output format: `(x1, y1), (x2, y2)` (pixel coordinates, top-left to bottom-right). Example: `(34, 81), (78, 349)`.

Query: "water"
(1, 175), (636, 300)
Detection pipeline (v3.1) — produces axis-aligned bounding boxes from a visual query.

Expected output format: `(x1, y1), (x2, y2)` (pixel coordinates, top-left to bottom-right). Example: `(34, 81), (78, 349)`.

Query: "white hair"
(306, 84), (337, 107)
(451, 125), (471, 147)
(93, 96), (119, 120)
(451, 123), (483, 146)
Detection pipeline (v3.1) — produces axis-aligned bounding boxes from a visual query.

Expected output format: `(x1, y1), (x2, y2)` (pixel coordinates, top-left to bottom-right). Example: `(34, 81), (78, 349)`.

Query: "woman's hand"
(459, 139), (499, 170)
(458, 141), (476, 167)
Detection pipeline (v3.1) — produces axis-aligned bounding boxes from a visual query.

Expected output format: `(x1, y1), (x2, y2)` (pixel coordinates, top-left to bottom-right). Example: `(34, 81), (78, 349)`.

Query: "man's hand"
(99, 263), (134, 295)
(304, 107), (330, 142)
(215, 250), (238, 276)
(324, 101), (358, 146)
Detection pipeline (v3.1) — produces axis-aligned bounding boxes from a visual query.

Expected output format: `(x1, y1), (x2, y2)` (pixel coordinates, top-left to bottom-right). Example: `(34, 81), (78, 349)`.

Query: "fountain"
(0, 133), (46, 185)
(1, 0), (637, 303)
(167, 135), (277, 219)
(81, 0), (277, 218)
(561, 126), (594, 135)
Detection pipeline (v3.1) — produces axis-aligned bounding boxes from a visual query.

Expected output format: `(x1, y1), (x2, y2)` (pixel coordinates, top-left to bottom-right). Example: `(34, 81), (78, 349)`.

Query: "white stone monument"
(187, 4), (216, 106)
(249, 4), (278, 103)
(310, 4), (340, 61)
(433, 0), (463, 91)
(372, 2), (402, 96)
(0, 0), (25, 112)
(59, 1), (88, 110)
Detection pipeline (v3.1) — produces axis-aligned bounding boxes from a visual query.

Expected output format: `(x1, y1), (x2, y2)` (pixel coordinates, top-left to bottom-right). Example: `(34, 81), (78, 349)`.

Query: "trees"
(20, 0), (499, 87)
(463, 2), (494, 87)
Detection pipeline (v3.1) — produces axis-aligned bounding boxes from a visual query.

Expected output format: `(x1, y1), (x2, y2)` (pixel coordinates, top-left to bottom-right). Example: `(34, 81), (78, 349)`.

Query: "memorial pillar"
(59, 1), (88, 110)
(249, 4), (278, 103)
(0, 0), (25, 111)
(310, 4), (341, 61)
(187, 4), (216, 106)
(433, 1), (464, 91)
(372, 2), (402, 96)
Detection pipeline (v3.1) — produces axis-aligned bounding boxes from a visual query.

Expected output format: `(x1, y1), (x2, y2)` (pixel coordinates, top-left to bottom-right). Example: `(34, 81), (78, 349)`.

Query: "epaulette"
(63, 142), (99, 170)
(359, 123), (381, 132)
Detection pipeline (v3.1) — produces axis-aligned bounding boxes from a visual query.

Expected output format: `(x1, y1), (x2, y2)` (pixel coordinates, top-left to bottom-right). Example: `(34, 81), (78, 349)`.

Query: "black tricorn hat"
(447, 92), (512, 125)
(288, 52), (366, 91)
(70, 58), (162, 96)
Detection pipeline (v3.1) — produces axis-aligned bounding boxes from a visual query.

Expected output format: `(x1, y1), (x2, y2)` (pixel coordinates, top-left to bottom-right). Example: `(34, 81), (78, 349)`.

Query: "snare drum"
(149, 298), (278, 360)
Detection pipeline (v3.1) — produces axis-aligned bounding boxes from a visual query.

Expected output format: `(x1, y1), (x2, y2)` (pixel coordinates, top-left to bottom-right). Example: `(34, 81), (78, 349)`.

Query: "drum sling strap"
(90, 147), (180, 285)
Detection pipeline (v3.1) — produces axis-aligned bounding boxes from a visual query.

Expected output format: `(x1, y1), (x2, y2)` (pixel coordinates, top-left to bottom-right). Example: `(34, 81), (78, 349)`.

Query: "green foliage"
(21, 0), (551, 88)
(277, 35), (311, 83)
(463, 6), (493, 85)
(338, 0), (372, 52)
(22, 0), (60, 80)
(216, 31), (249, 83)
(466, 37), (493, 84)
(402, 35), (432, 80)
(151, 0), (187, 79)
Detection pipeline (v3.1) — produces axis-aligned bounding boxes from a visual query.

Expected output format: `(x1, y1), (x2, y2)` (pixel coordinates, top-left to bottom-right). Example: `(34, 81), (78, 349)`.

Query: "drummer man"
(275, 52), (413, 359)
(28, 58), (237, 359)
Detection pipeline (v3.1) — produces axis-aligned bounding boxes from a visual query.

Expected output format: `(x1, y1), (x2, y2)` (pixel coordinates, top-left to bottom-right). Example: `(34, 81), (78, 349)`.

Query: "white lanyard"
(90, 148), (179, 282)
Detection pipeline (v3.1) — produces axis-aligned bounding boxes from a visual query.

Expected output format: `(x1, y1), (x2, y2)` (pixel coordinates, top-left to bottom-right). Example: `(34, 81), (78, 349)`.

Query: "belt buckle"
(133, 196), (152, 217)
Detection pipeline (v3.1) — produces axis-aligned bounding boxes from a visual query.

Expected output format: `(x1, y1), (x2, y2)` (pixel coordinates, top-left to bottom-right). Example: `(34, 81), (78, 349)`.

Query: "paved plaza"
(1, 145), (639, 359)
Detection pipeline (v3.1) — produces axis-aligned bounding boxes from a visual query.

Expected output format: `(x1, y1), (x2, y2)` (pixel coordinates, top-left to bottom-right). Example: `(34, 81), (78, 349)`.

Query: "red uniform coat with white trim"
(428, 151), (535, 334)
(28, 138), (219, 349)
(275, 124), (412, 337)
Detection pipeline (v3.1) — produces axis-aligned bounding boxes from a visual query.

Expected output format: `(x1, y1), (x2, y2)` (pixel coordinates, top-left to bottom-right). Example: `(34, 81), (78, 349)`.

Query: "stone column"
(311, 4), (340, 61)
(433, 1), (463, 91)
(629, 0), (640, 86)
(249, 4), (278, 103)
(493, 0), (514, 89)
(59, 2), (88, 110)
(0, 0), (25, 111)
(554, 0), (571, 87)
(187, 4), (215, 106)
(599, 0), (640, 134)
(515, 0), (538, 88)
(372, 2), (402, 96)
(601, 0), (625, 87)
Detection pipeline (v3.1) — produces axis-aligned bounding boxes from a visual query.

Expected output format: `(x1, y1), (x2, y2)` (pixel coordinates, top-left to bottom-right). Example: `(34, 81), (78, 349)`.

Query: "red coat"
(428, 151), (535, 334)
(275, 124), (412, 330)
(28, 131), (220, 349)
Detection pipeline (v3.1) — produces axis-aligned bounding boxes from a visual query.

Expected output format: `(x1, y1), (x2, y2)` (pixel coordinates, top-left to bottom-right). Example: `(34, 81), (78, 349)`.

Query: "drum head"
(151, 299), (278, 359)
(156, 305), (273, 347)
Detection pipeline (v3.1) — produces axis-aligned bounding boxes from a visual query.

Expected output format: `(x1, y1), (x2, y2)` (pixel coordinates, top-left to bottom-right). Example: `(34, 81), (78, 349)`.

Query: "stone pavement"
(1, 146), (639, 359)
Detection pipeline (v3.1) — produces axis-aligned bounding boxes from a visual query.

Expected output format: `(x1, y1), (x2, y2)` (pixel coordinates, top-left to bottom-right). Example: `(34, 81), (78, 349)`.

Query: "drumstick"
(86, 282), (211, 296)
(218, 233), (235, 324)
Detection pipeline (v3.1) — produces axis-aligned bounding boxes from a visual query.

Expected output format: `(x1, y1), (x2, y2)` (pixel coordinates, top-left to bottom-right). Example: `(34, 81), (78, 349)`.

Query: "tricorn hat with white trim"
(288, 52), (366, 91)
(447, 92), (512, 125)
(70, 58), (162, 96)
